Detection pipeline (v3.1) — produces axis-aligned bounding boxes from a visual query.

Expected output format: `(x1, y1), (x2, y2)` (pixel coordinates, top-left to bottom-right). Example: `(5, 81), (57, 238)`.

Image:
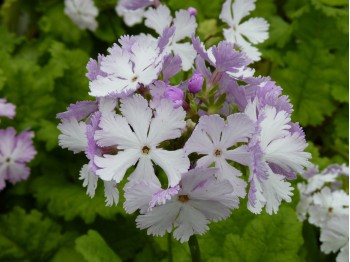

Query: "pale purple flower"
(245, 102), (311, 214)
(320, 214), (349, 262)
(94, 94), (190, 187)
(0, 98), (16, 119)
(308, 187), (349, 227)
(164, 86), (184, 108)
(144, 5), (197, 70)
(161, 54), (182, 83)
(192, 37), (252, 87)
(120, 0), (159, 10)
(219, 0), (269, 61)
(86, 55), (107, 81)
(116, 0), (147, 27)
(56, 100), (98, 121)
(64, 0), (98, 31)
(0, 127), (36, 190)
(134, 168), (236, 242)
(89, 37), (161, 97)
(188, 73), (204, 94)
(185, 113), (255, 198)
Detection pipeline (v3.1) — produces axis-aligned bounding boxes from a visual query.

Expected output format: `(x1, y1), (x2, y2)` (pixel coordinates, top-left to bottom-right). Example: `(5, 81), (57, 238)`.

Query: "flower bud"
(187, 7), (197, 16)
(188, 73), (204, 94)
(164, 87), (184, 108)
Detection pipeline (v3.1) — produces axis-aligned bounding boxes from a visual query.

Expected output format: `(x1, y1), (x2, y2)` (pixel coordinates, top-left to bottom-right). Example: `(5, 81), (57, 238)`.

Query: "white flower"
(308, 187), (349, 227)
(144, 5), (197, 70)
(89, 38), (161, 97)
(116, 0), (145, 27)
(79, 164), (119, 206)
(320, 214), (349, 262)
(58, 118), (87, 153)
(64, 0), (98, 31)
(185, 113), (255, 198)
(94, 94), (189, 187)
(245, 103), (311, 214)
(219, 0), (269, 61)
(135, 168), (236, 242)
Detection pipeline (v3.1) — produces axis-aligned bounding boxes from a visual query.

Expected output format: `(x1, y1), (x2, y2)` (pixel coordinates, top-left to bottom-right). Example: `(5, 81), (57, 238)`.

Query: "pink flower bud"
(164, 87), (184, 108)
(188, 73), (204, 94)
(187, 7), (197, 16)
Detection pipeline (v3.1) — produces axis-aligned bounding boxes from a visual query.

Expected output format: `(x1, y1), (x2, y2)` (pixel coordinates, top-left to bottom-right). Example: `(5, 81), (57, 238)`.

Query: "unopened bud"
(187, 7), (197, 16)
(164, 87), (184, 108)
(188, 73), (204, 94)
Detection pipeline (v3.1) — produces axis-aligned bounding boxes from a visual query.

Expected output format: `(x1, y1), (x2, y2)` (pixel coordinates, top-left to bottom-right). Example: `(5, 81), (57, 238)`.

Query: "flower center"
(178, 195), (189, 203)
(142, 145), (150, 154)
(131, 75), (138, 82)
(5, 157), (10, 163)
(214, 149), (222, 157)
(328, 207), (333, 213)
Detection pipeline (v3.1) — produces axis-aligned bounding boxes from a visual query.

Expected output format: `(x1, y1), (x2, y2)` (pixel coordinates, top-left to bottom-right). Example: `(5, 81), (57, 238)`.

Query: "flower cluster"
(0, 98), (36, 191)
(297, 164), (349, 262)
(58, 1), (311, 242)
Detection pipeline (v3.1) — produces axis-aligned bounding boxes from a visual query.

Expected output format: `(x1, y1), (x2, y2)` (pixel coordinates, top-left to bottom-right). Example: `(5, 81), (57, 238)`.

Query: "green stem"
(188, 235), (201, 262)
(167, 233), (173, 262)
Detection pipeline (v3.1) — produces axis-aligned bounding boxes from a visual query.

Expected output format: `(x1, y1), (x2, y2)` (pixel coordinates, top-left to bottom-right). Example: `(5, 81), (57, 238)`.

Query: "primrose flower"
(89, 37), (161, 97)
(64, 0), (98, 31)
(0, 127), (36, 190)
(116, 0), (145, 27)
(185, 113), (255, 198)
(0, 98), (16, 119)
(245, 102), (311, 214)
(94, 94), (190, 187)
(219, 0), (269, 61)
(320, 214), (349, 262)
(144, 5), (197, 70)
(134, 168), (236, 242)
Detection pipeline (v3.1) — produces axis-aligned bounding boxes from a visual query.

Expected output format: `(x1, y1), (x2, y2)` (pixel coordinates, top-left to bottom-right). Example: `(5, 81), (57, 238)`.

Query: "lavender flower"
(134, 168), (237, 242)
(185, 113), (255, 198)
(0, 127), (36, 190)
(64, 0), (98, 31)
(0, 98), (16, 119)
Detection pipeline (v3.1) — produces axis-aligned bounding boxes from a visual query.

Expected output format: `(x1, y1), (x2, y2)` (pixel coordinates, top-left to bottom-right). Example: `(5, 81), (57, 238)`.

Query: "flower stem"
(167, 233), (173, 262)
(188, 235), (201, 262)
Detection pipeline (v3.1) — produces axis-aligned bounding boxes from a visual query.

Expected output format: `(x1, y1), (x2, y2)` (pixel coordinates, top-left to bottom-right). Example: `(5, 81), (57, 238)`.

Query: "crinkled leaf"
(32, 172), (122, 224)
(272, 42), (336, 126)
(207, 207), (303, 262)
(0, 207), (66, 262)
(75, 230), (122, 262)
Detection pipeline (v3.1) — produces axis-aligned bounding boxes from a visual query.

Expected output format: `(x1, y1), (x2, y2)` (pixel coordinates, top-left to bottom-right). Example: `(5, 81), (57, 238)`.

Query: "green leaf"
(36, 119), (60, 151)
(75, 230), (122, 262)
(38, 2), (88, 44)
(0, 207), (66, 262)
(264, 16), (293, 48)
(50, 247), (85, 262)
(208, 207), (303, 262)
(305, 141), (333, 169)
(31, 171), (122, 224)
(272, 42), (336, 126)
(311, 0), (348, 16)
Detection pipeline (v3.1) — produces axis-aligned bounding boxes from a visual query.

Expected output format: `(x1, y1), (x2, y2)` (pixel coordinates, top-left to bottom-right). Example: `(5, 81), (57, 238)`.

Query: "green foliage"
(31, 171), (122, 224)
(0, 207), (67, 261)
(204, 207), (303, 262)
(75, 230), (122, 262)
(272, 42), (336, 126)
